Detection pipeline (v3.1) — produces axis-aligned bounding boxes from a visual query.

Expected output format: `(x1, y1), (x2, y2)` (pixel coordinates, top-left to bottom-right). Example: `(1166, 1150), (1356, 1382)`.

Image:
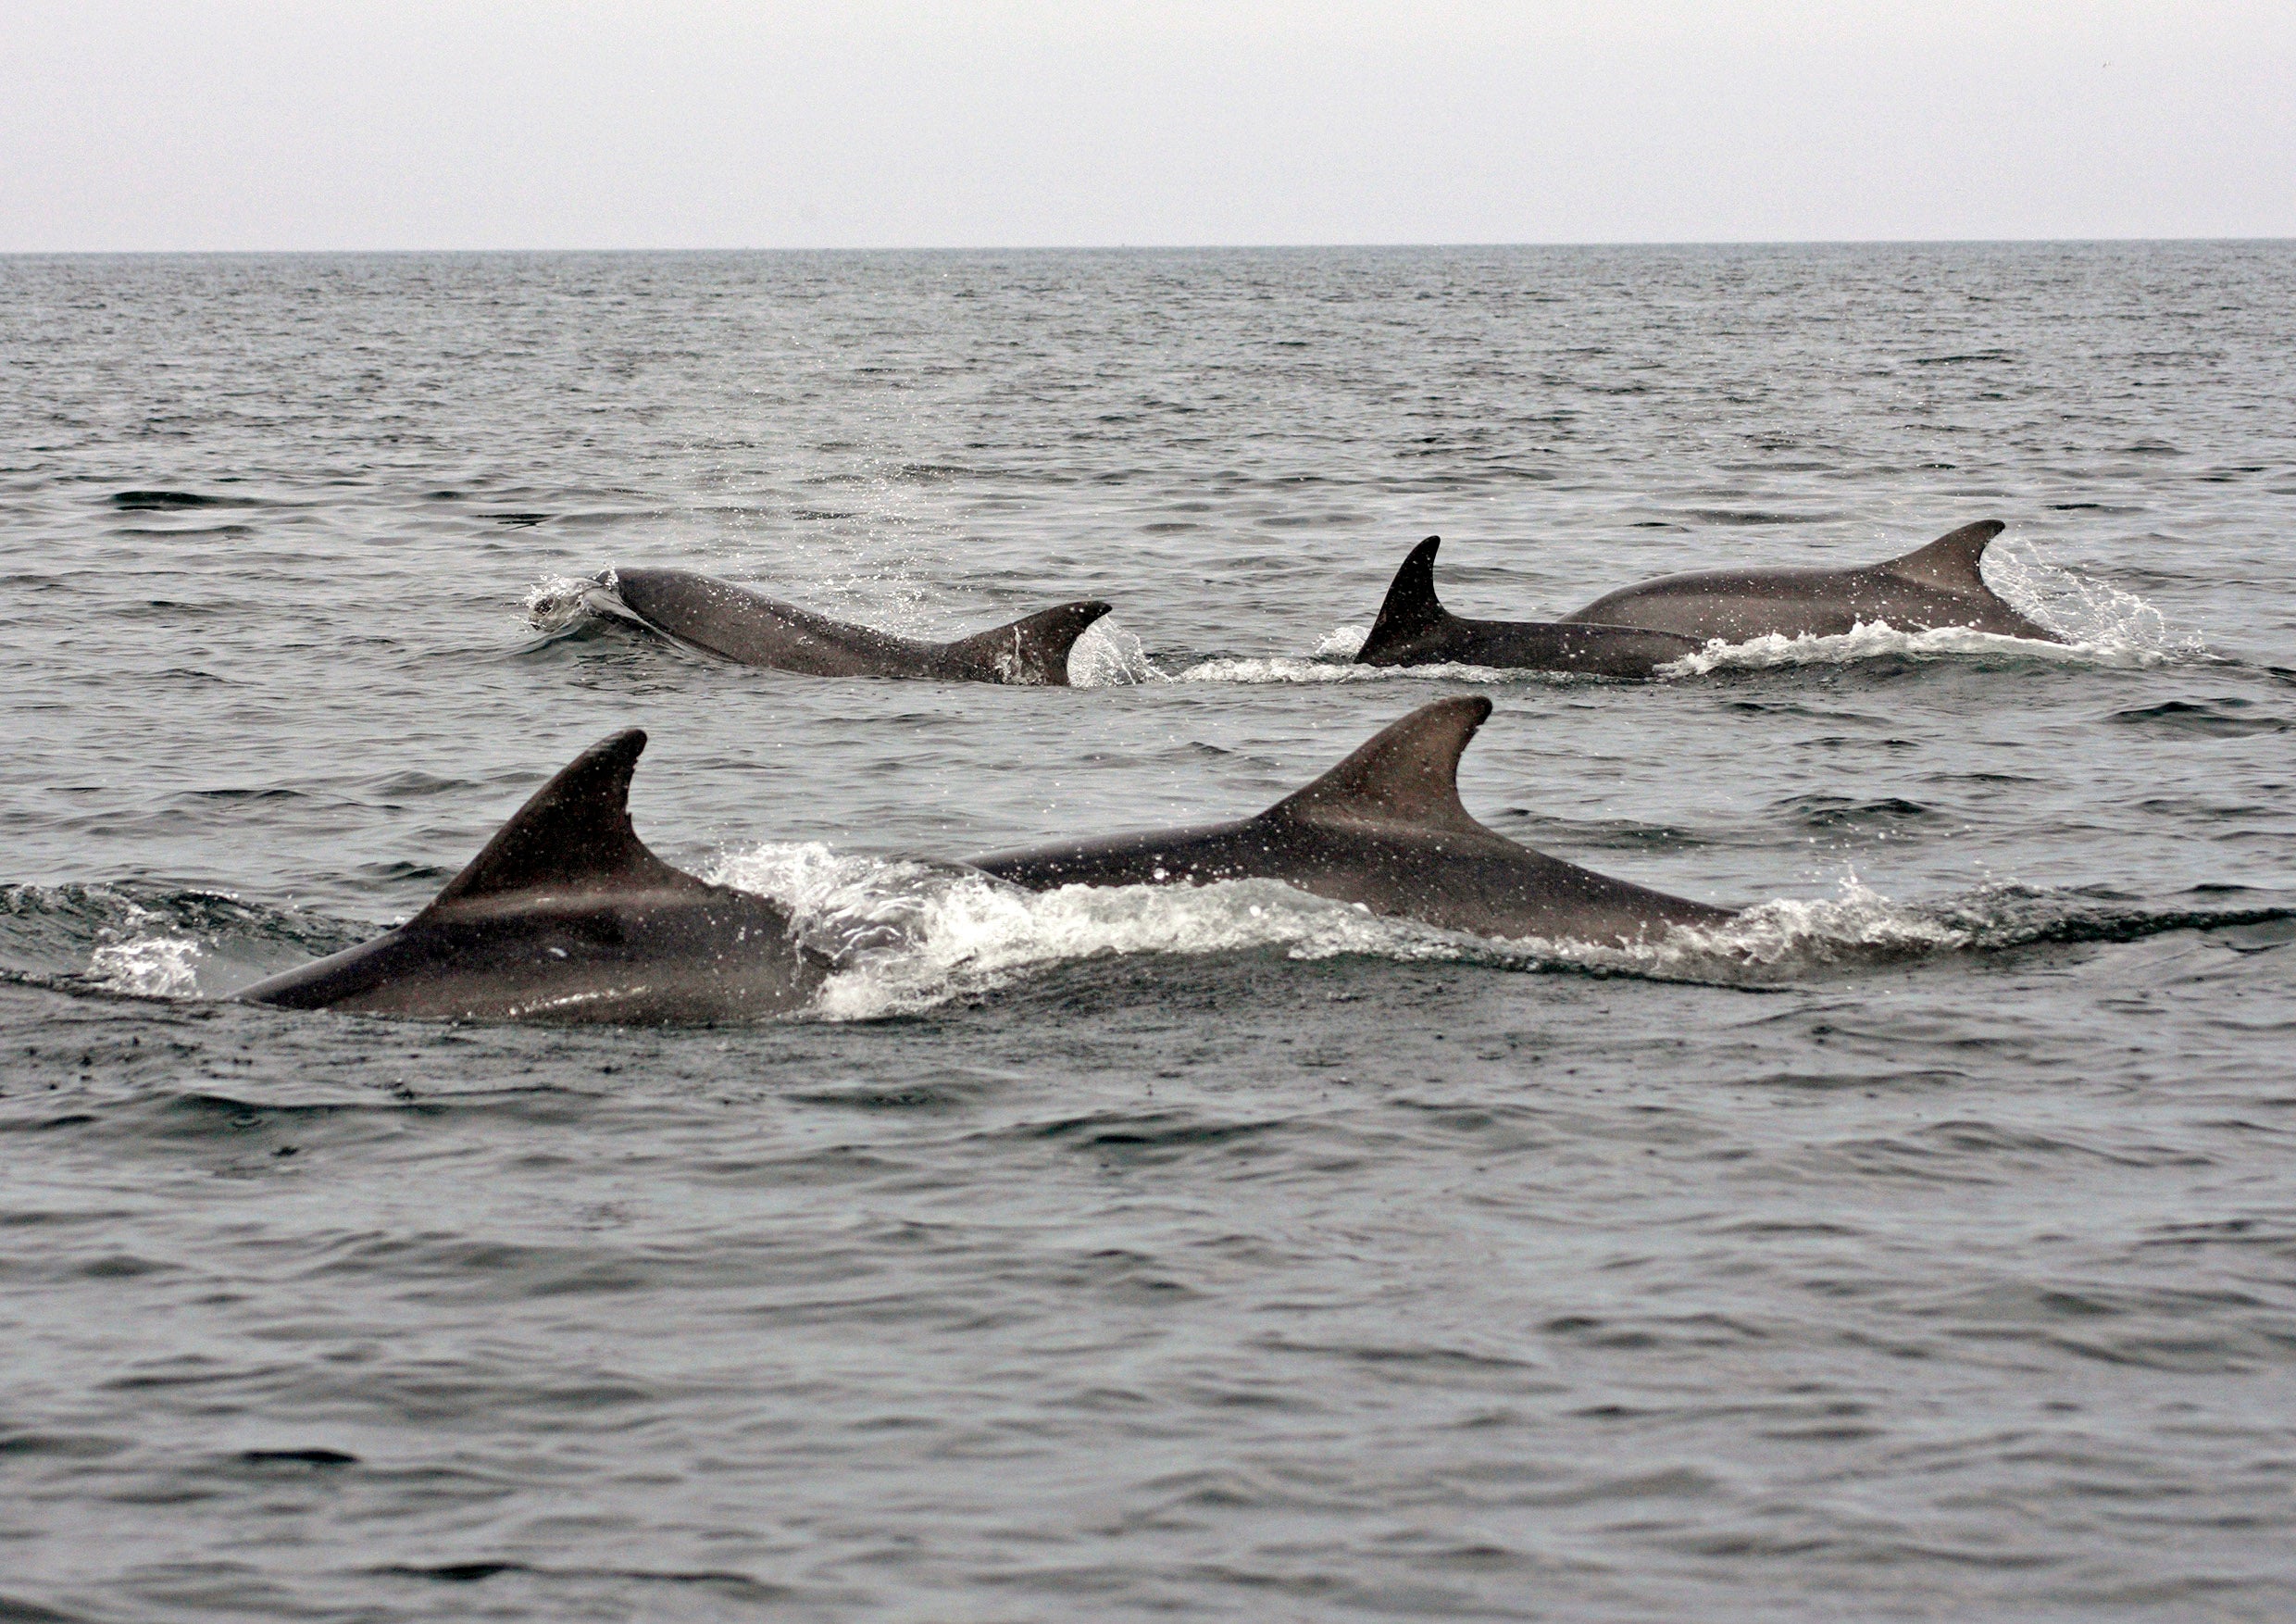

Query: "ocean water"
(2, 244), (2292, 1621)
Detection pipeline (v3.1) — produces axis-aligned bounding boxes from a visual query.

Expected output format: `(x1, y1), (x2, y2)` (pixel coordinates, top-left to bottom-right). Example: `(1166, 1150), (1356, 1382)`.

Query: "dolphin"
(968, 697), (1735, 946)
(1354, 537), (1704, 676)
(601, 568), (1114, 684)
(1561, 519), (2061, 643)
(237, 731), (828, 1023)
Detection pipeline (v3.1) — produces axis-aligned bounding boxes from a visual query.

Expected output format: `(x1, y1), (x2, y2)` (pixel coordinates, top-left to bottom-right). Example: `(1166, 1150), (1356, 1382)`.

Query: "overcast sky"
(4, 1), (2290, 251)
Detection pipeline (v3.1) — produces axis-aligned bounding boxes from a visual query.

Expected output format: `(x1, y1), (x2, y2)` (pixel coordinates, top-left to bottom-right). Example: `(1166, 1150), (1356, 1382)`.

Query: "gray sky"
(4, 0), (2290, 250)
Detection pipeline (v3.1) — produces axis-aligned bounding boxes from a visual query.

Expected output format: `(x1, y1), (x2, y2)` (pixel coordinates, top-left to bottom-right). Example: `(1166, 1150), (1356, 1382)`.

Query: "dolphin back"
(1562, 519), (2063, 643)
(239, 730), (825, 1023)
(969, 697), (1736, 945)
(605, 568), (916, 674)
(607, 567), (1113, 682)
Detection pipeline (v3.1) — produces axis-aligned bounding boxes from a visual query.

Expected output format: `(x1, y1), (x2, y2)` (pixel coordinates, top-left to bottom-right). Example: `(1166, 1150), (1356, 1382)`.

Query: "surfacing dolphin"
(1355, 537), (1703, 677)
(238, 731), (827, 1022)
(1561, 518), (2061, 643)
(969, 696), (1735, 947)
(603, 568), (1114, 684)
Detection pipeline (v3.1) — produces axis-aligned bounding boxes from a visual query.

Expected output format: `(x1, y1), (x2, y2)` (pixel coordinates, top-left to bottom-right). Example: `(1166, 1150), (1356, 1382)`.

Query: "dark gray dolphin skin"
(969, 696), (1735, 947)
(237, 731), (827, 1023)
(1355, 537), (1703, 676)
(1562, 519), (2062, 643)
(605, 567), (1114, 684)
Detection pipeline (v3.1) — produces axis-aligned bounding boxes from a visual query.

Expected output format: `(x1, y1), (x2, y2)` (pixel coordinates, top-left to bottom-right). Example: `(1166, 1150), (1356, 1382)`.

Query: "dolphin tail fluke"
(1356, 536), (1450, 664)
(1270, 696), (1493, 834)
(425, 730), (690, 913)
(947, 600), (1114, 685)
(1884, 520), (2006, 591)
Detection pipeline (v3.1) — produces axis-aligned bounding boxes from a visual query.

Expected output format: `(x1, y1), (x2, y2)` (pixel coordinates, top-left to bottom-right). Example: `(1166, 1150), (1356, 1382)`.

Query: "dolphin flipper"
(943, 600), (1114, 686)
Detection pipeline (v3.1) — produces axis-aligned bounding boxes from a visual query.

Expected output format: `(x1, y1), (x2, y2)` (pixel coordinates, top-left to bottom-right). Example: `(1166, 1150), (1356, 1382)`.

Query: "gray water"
(3, 244), (2293, 1621)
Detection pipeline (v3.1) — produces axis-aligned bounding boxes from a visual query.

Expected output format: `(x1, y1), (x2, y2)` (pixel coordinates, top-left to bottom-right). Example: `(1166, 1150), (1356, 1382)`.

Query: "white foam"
(706, 842), (1473, 1019)
(701, 845), (1995, 1020)
(1519, 880), (1973, 980)
(1167, 621), (1566, 685)
(1175, 655), (1554, 686)
(87, 912), (206, 997)
(1657, 618), (2150, 676)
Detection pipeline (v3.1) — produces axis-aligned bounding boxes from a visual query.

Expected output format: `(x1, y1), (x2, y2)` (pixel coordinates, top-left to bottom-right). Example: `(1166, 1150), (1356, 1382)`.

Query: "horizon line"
(5, 234), (2292, 258)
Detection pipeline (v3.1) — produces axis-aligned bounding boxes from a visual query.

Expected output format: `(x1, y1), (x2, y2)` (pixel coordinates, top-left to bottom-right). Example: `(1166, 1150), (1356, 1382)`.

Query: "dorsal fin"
(1883, 519), (2005, 590)
(1267, 696), (1493, 835)
(944, 600), (1115, 685)
(423, 730), (690, 911)
(1357, 536), (1450, 660)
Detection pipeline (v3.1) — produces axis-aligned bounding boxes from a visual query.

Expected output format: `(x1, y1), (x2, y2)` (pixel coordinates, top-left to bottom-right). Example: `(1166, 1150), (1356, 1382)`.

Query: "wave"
(705, 847), (2295, 1021)
(0, 882), (373, 1000)
(707, 845), (1477, 1020)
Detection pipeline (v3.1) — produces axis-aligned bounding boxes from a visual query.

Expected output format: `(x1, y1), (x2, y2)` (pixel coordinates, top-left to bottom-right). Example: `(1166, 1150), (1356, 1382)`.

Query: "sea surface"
(2, 244), (2293, 1621)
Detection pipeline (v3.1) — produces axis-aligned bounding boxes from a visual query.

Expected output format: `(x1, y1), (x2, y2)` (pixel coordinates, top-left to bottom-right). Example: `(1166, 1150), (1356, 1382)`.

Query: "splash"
(1980, 536), (2200, 655)
(523, 572), (629, 636)
(1176, 622), (1504, 684)
(1660, 543), (2201, 674)
(1164, 621), (1527, 685)
(693, 850), (2252, 1021)
(1653, 533), (2194, 673)
(1067, 620), (1159, 687)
